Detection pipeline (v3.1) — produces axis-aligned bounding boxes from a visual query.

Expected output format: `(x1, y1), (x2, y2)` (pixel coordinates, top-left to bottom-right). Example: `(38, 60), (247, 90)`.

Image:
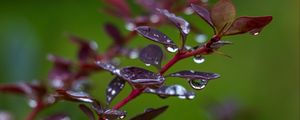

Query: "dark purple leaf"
(79, 104), (96, 120)
(104, 23), (124, 44)
(167, 70), (220, 80)
(224, 16), (273, 36)
(69, 35), (97, 62)
(55, 90), (94, 103)
(210, 41), (232, 49)
(95, 60), (120, 75)
(139, 44), (163, 68)
(43, 113), (70, 120)
(135, 26), (178, 52)
(211, 0), (236, 33)
(106, 77), (126, 105)
(47, 55), (72, 88)
(157, 8), (190, 35)
(96, 109), (126, 120)
(190, 4), (214, 28)
(144, 85), (195, 99)
(130, 105), (169, 120)
(120, 67), (164, 88)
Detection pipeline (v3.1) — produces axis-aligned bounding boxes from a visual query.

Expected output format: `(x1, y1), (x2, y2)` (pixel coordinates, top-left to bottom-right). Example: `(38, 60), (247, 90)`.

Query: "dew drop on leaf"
(252, 32), (260, 36)
(166, 46), (178, 53)
(189, 79), (208, 90)
(145, 64), (151, 66)
(193, 55), (205, 64)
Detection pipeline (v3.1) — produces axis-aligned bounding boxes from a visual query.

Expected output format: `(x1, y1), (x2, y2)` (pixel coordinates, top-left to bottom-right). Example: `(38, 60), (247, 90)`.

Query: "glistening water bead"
(189, 79), (208, 90)
(193, 55), (205, 64)
(167, 46), (178, 53)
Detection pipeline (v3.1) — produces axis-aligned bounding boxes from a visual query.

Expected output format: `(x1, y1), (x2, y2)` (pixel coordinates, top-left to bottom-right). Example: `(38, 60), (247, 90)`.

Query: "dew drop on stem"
(189, 79), (208, 90)
(28, 99), (37, 108)
(125, 22), (136, 31)
(193, 55), (205, 64)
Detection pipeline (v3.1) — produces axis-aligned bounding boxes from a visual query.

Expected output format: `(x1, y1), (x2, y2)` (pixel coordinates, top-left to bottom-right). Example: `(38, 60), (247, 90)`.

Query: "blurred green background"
(0, 0), (299, 120)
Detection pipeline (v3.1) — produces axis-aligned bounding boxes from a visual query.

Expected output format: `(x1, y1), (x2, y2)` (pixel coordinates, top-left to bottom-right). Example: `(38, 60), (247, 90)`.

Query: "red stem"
(25, 102), (44, 120)
(113, 88), (145, 110)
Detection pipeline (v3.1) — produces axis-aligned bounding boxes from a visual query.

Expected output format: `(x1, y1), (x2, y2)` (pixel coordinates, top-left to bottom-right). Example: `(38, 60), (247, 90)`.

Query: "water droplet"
(181, 22), (190, 34)
(187, 94), (195, 99)
(129, 50), (138, 59)
(178, 95), (186, 99)
(184, 7), (194, 15)
(150, 14), (160, 23)
(62, 116), (71, 120)
(195, 34), (207, 43)
(253, 32), (259, 36)
(51, 79), (64, 88)
(119, 115), (125, 119)
(189, 79), (208, 90)
(145, 64), (151, 66)
(193, 55), (205, 64)
(125, 22), (136, 31)
(166, 46), (178, 53)
(89, 41), (98, 50)
(28, 99), (37, 108)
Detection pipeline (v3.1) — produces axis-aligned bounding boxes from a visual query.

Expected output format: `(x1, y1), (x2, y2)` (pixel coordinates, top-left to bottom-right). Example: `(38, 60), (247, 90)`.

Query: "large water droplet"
(150, 14), (160, 23)
(145, 64), (151, 66)
(189, 79), (208, 90)
(125, 22), (136, 31)
(195, 34), (207, 43)
(166, 46), (178, 53)
(184, 7), (194, 15)
(178, 95), (186, 99)
(129, 50), (138, 59)
(28, 99), (37, 108)
(193, 55), (205, 64)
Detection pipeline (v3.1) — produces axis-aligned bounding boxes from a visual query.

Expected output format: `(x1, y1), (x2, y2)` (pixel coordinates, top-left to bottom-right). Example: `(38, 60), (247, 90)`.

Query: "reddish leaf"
(190, 4), (214, 28)
(211, 0), (236, 33)
(139, 44), (163, 68)
(120, 67), (164, 88)
(48, 55), (72, 88)
(104, 0), (131, 18)
(136, 0), (161, 12)
(69, 35), (97, 62)
(79, 104), (95, 120)
(55, 90), (94, 103)
(157, 9), (190, 35)
(144, 85), (195, 99)
(130, 105), (169, 120)
(104, 23), (124, 44)
(95, 61), (120, 75)
(168, 70), (220, 80)
(0, 82), (46, 99)
(135, 26), (178, 52)
(224, 16), (273, 36)
(106, 77), (126, 105)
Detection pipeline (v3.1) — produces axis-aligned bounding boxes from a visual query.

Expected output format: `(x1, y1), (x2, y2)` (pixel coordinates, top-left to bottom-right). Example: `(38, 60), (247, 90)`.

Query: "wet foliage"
(0, 0), (272, 120)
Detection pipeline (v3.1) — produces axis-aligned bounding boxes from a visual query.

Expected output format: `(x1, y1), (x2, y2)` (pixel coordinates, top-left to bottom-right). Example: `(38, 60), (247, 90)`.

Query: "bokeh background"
(0, 0), (299, 120)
